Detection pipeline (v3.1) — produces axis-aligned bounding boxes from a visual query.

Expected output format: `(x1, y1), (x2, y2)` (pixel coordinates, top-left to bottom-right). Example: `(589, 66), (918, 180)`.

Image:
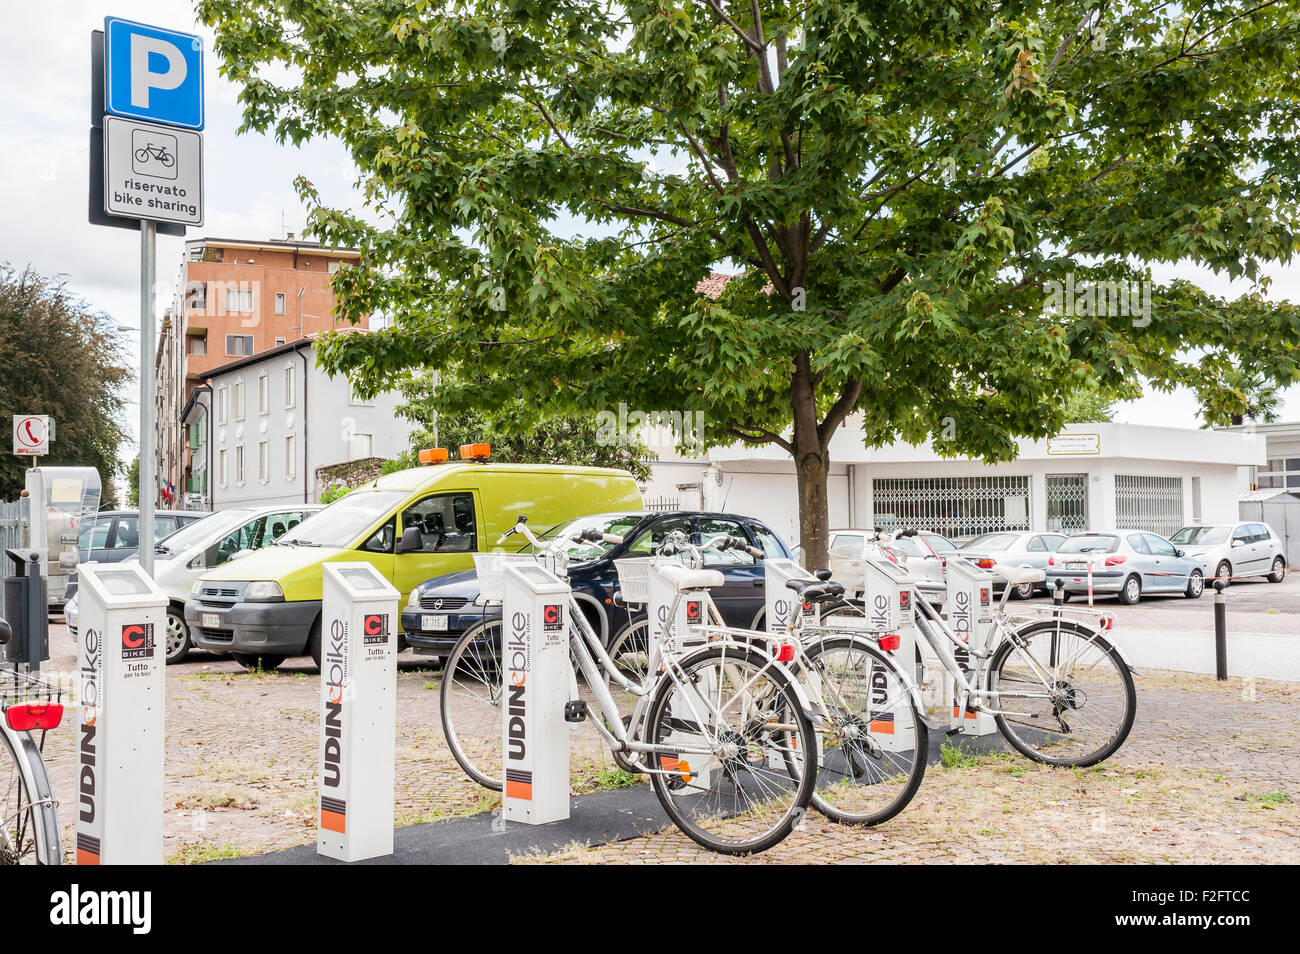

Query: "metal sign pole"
(139, 220), (155, 574)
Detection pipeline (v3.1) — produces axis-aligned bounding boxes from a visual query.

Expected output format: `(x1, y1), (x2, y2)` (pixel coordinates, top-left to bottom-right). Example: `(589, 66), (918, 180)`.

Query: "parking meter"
(318, 563), (399, 862)
(501, 561), (572, 825)
(861, 559), (919, 676)
(75, 561), (167, 865)
(944, 557), (996, 736)
(3, 549), (48, 668)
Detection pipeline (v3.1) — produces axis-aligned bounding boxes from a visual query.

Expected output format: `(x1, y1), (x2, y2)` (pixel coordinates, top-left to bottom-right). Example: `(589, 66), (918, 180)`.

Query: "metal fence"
(871, 475), (1032, 539)
(0, 499), (27, 553)
(1115, 474), (1184, 537)
(645, 495), (681, 512)
(1045, 473), (1089, 531)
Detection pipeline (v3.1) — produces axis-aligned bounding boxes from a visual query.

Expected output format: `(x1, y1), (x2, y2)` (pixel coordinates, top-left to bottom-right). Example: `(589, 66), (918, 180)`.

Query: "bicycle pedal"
(563, 700), (588, 723)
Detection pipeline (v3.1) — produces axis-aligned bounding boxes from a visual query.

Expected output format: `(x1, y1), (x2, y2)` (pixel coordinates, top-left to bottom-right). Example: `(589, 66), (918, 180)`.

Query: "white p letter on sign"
(130, 35), (187, 109)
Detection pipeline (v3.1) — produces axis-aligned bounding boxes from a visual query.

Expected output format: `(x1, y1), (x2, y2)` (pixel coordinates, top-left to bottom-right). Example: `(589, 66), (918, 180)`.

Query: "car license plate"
(202, 613), (220, 628)
(421, 615), (449, 632)
(1066, 561), (1087, 571)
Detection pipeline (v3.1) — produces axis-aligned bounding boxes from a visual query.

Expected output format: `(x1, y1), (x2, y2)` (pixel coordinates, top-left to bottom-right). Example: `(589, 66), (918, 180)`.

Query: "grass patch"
(167, 841), (245, 865)
(1239, 790), (1290, 806)
(939, 740), (982, 770)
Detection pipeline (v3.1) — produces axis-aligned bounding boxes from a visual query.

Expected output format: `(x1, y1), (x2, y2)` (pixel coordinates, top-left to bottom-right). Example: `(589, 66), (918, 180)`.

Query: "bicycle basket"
(473, 553), (542, 602)
(612, 559), (653, 603)
(0, 666), (64, 709)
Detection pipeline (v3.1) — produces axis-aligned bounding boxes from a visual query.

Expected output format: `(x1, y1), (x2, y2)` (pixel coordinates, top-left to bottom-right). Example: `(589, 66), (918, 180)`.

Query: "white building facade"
(189, 338), (414, 509)
(645, 421), (1264, 547)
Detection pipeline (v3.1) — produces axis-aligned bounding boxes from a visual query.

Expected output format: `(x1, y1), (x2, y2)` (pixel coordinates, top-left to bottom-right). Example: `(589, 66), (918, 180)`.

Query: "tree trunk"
(795, 442), (831, 570)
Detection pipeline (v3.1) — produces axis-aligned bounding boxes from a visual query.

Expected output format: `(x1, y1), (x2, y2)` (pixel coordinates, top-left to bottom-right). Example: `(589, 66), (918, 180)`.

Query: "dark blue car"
(401, 510), (793, 656)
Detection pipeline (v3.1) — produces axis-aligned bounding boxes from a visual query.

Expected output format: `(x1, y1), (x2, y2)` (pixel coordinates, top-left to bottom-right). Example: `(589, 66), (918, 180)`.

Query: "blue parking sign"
(104, 17), (204, 130)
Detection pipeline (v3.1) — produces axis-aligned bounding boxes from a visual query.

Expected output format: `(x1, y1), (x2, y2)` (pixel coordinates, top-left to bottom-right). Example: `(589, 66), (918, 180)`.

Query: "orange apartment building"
(155, 235), (367, 506)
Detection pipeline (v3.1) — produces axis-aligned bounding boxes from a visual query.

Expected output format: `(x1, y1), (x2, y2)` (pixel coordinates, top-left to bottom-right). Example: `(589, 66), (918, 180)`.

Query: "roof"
(366, 461), (637, 494)
(1239, 489), (1300, 502)
(185, 236), (361, 257)
(201, 328), (370, 379)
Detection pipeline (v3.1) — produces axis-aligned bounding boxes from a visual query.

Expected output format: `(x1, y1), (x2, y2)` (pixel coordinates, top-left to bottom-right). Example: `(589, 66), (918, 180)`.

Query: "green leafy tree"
(384, 377), (656, 481)
(1202, 366), (1282, 427)
(203, 1), (1300, 566)
(126, 456), (140, 508)
(0, 266), (131, 500)
(1061, 378), (1122, 423)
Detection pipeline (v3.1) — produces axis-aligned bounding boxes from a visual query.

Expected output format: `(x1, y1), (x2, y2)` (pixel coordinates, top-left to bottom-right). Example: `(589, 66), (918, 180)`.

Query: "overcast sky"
(2, 0), (1298, 473)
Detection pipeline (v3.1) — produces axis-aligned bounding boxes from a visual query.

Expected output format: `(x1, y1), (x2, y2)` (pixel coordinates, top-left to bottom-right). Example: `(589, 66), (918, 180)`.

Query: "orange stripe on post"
(869, 720), (895, 734)
(320, 810), (347, 833)
(505, 780), (532, 801)
(76, 849), (100, 865)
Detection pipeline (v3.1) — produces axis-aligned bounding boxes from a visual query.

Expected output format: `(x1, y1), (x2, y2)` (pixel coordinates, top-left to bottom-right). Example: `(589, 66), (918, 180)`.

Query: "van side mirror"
(396, 527), (424, 555)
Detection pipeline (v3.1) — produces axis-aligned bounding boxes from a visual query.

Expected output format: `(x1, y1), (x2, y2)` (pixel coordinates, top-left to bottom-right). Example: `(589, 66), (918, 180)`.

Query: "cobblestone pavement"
(36, 623), (1299, 864)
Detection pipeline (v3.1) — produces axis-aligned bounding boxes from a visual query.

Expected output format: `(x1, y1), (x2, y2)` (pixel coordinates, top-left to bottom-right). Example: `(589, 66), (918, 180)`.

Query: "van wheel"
(233, 653), (285, 672)
(165, 610), (191, 664)
(308, 619), (322, 668)
(1117, 575), (1141, 605)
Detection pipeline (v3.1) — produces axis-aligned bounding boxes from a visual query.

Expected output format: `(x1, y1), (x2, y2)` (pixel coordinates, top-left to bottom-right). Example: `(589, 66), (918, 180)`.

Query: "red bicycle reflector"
(773, 643), (795, 662)
(879, 634), (901, 652)
(1104, 555), (1127, 566)
(1101, 615), (1115, 630)
(5, 702), (63, 732)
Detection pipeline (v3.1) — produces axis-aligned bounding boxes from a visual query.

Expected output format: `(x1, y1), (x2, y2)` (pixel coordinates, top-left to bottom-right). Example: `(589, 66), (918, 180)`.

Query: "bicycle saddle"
(783, 578), (845, 602)
(656, 564), (726, 592)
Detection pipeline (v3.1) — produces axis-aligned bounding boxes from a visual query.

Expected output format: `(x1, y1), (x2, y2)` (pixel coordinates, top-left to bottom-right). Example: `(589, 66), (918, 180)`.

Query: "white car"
(1169, 522), (1288, 586)
(66, 504), (322, 663)
(827, 528), (958, 594)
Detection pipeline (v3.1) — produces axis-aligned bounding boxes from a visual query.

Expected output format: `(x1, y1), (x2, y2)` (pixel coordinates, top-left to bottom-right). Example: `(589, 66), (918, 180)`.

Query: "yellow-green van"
(185, 461), (642, 669)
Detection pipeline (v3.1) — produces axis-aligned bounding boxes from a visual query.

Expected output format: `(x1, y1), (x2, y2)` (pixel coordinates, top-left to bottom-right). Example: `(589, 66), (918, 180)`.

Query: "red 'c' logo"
(686, 601), (701, 621)
(364, 615), (384, 635)
(122, 625), (146, 649)
(544, 605), (560, 624)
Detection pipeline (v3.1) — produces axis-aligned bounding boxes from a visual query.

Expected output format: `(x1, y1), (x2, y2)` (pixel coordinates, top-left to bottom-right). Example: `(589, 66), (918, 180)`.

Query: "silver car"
(958, 530), (1068, 599)
(827, 528), (957, 594)
(1045, 530), (1205, 604)
(1169, 523), (1287, 586)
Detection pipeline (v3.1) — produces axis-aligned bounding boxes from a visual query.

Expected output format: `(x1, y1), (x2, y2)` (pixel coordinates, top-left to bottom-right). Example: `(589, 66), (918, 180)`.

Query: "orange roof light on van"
(460, 443), (491, 461)
(419, 448), (449, 464)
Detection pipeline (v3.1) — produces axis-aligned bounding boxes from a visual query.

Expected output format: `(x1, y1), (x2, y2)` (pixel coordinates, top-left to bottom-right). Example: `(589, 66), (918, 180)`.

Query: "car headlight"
(407, 587), (422, 608)
(190, 579), (205, 596)
(244, 581), (284, 602)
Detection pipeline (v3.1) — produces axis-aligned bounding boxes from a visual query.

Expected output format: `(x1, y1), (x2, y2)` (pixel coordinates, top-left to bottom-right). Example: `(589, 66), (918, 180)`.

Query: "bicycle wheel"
(439, 619), (505, 790)
(0, 731), (47, 865)
(646, 643), (817, 855)
(796, 635), (927, 825)
(989, 620), (1136, 767)
(604, 618), (650, 709)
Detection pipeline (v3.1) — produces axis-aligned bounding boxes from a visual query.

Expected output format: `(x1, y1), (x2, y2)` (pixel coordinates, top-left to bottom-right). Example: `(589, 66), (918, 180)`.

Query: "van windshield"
(276, 491), (408, 548)
(155, 510), (253, 555)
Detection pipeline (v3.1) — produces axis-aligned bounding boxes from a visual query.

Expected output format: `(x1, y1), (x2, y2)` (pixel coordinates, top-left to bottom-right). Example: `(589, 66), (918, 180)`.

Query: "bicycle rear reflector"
(5, 702), (64, 731)
(878, 634), (901, 652)
(772, 642), (796, 662)
(419, 447), (449, 464)
(460, 442), (491, 460)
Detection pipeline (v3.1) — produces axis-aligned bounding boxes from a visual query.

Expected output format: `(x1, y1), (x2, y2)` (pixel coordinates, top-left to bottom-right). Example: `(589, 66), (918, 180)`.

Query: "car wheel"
(1268, 556), (1286, 584)
(1014, 581), (1035, 600)
(233, 653), (285, 672)
(1214, 560), (1232, 587)
(308, 618), (323, 668)
(165, 610), (191, 664)
(1117, 574), (1141, 605)
(1184, 569), (1204, 599)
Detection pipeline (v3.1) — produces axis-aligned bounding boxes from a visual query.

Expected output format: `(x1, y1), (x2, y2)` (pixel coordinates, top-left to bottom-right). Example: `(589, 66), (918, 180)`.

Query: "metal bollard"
(1213, 579), (1227, 681)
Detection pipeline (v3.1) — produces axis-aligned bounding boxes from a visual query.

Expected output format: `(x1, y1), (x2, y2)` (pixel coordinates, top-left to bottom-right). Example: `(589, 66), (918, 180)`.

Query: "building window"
(235, 444), (245, 485)
(1045, 474), (1088, 532)
(285, 435), (296, 479)
(188, 334), (207, 355)
(349, 433), (373, 460)
(225, 288), (255, 313)
(187, 282), (207, 310)
(191, 245), (223, 263)
(275, 293), (286, 315)
(284, 365), (296, 408)
(216, 386), (228, 425)
(258, 373), (269, 415)
(258, 440), (269, 482)
(232, 380), (245, 420)
(275, 337), (285, 346)
(1114, 475), (1184, 537)
(871, 476), (1032, 539)
(218, 448), (228, 488)
(226, 334), (254, 356)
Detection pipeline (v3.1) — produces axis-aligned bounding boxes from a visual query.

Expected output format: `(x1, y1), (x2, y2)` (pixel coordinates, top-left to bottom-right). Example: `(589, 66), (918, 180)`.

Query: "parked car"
(186, 458), (643, 671)
(1169, 522), (1287, 585)
(60, 509), (208, 609)
(1045, 530), (1204, 604)
(67, 504), (323, 663)
(826, 528), (958, 594)
(401, 510), (793, 659)
(957, 530), (1067, 599)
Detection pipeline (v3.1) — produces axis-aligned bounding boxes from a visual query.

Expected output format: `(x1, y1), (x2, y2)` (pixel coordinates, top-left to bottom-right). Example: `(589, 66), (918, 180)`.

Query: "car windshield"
(1170, 526), (1230, 545)
(1058, 534), (1120, 554)
(536, 513), (646, 561)
(962, 533), (1017, 551)
(926, 535), (957, 551)
(276, 491), (409, 548)
(154, 510), (252, 554)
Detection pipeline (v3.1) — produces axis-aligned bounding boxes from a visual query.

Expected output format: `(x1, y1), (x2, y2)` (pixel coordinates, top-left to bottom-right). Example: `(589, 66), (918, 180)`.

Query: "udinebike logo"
(951, 589), (972, 643)
(686, 599), (702, 624)
(362, 613), (389, 645)
(772, 597), (790, 628)
(505, 610), (529, 787)
(78, 626), (102, 865)
(321, 618), (347, 832)
(121, 622), (155, 660)
(869, 592), (891, 629)
(542, 603), (563, 632)
(868, 664), (895, 735)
